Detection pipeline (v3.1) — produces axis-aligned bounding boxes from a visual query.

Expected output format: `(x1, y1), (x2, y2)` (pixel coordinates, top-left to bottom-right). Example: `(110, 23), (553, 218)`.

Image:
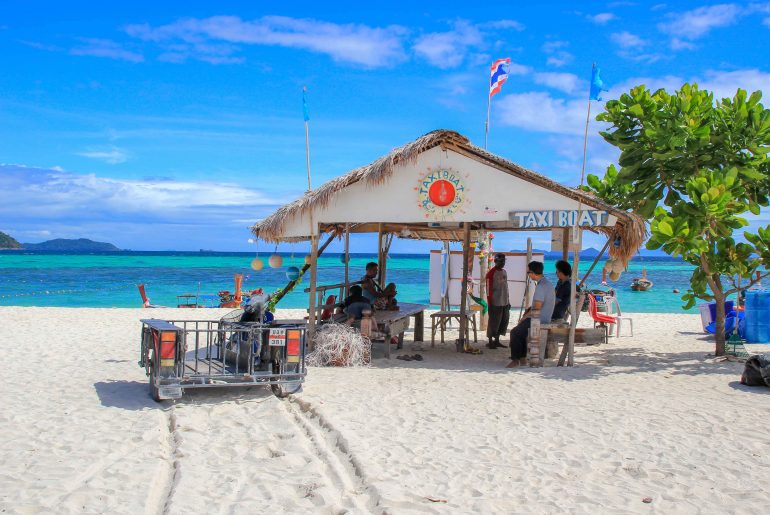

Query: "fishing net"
(306, 323), (371, 367)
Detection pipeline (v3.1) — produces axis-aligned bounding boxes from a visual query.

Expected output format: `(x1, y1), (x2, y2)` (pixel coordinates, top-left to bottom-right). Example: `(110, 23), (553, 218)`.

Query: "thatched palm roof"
(252, 129), (646, 264)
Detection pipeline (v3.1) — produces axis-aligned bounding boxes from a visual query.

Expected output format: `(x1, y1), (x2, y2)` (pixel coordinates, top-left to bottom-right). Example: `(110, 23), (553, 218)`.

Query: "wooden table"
(430, 311), (477, 346)
(373, 303), (425, 359)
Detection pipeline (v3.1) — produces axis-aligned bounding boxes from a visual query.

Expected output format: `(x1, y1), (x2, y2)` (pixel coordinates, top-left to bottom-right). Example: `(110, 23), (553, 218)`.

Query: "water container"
(744, 291), (770, 343)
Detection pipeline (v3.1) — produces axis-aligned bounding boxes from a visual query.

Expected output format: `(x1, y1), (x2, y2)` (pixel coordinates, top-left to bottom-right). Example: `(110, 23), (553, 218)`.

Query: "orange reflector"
(287, 338), (300, 356)
(160, 332), (176, 360)
(287, 330), (300, 340)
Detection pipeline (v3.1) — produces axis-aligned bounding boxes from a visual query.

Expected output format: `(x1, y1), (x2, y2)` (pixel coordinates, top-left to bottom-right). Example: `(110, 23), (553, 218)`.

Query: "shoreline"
(1, 307), (767, 512)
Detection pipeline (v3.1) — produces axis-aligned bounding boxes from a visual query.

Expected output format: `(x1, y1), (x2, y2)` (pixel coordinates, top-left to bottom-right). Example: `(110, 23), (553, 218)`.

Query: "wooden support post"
(479, 232), (488, 331)
(307, 227), (319, 348)
(562, 227), (570, 261)
(344, 223), (350, 297)
(458, 222), (472, 349)
(527, 310), (541, 367)
(377, 223), (384, 289)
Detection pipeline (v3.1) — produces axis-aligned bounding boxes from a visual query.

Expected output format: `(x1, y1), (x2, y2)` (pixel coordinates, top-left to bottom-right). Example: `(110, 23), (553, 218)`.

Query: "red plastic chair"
(320, 295), (337, 321)
(588, 294), (616, 344)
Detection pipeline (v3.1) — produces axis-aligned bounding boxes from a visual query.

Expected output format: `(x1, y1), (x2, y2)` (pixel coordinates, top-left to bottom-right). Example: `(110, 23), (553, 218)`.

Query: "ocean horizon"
(0, 249), (706, 313)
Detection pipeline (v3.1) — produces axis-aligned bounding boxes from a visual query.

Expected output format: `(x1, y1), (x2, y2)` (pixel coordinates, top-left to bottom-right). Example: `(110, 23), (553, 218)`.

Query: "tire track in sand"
(281, 396), (381, 513)
(145, 405), (182, 515)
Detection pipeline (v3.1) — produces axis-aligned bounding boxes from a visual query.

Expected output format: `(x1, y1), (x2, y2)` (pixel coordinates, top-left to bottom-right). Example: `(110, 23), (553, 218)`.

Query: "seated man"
(342, 285), (373, 323)
(507, 261), (555, 367)
(552, 260), (578, 322)
(361, 262), (398, 310)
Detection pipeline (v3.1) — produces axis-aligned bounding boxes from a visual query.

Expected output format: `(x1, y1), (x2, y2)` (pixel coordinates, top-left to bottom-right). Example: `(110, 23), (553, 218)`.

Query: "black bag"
(741, 354), (770, 387)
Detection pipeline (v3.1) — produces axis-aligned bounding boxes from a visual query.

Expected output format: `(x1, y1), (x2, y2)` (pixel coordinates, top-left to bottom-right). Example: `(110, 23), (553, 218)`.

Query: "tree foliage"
(586, 83), (770, 355)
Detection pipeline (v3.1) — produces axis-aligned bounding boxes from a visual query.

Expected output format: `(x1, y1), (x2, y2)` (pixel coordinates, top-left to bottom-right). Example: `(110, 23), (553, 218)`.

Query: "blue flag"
(589, 65), (608, 101)
(302, 87), (310, 122)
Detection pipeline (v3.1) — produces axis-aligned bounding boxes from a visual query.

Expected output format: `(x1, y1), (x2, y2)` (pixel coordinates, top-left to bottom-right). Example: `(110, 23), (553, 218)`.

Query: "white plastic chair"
(604, 295), (633, 337)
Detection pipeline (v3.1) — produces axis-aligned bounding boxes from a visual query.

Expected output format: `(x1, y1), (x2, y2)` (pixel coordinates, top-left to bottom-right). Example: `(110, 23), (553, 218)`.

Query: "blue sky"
(1, 1), (769, 253)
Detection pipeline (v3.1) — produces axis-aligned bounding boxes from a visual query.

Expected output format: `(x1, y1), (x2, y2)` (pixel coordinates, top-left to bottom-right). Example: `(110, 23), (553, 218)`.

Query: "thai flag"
(489, 58), (511, 98)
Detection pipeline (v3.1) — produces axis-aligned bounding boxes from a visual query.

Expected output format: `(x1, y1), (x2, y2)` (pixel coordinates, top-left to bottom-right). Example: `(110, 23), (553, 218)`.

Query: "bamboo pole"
(579, 238), (612, 288)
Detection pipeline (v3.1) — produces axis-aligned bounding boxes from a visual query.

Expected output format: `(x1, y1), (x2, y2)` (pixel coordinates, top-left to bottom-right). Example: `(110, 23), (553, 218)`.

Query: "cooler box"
(699, 304), (712, 331)
(744, 291), (770, 343)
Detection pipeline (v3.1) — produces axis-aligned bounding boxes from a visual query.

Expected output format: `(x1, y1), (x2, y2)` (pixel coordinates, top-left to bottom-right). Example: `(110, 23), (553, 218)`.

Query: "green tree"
(586, 83), (770, 355)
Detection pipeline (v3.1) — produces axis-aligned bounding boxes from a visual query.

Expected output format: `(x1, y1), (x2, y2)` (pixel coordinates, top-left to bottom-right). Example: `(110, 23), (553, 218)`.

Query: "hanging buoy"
(268, 253), (283, 268)
(340, 254), (349, 264)
(286, 266), (300, 281)
(304, 255), (312, 265)
(251, 257), (264, 271)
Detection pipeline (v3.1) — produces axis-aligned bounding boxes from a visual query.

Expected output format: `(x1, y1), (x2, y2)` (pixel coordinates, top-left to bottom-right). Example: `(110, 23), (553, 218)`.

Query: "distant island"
(0, 231), (120, 251)
(0, 231), (22, 249)
(23, 238), (121, 251)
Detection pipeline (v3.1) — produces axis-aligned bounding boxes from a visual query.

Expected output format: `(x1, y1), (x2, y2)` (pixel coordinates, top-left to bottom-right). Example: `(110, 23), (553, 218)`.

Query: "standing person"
(507, 261), (555, 367)
(485, 253), (510, 349)
(552, 260), (574, 322)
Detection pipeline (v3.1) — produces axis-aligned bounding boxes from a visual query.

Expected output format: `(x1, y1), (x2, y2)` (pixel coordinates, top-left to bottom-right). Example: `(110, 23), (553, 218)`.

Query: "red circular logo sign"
(428, 179), (456, 207)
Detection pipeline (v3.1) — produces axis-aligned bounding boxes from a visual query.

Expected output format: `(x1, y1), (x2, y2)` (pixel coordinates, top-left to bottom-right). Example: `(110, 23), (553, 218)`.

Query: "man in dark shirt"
(343, 285), (373, 321)
(552, 260), (575, 321)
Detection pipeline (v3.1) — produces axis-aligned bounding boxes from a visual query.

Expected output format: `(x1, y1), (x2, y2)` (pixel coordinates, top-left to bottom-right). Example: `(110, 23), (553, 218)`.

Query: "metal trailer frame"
(138, 318), (307, 401)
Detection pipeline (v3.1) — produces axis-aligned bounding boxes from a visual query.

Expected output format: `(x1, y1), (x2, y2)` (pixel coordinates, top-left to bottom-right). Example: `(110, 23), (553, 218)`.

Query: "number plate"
(269, 328), (286, 346)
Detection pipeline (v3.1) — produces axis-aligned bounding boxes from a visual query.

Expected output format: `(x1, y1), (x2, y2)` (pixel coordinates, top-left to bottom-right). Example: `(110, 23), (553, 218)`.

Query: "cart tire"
(149, 358), (161, 402)
(271, 382), (302, 398)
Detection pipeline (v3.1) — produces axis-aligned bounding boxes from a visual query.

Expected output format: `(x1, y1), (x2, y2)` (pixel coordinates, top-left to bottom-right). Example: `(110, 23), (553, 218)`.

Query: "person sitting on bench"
(507, 261), (555, 368)
(361, 262), (398, 310)
(342, 285), (373, 323)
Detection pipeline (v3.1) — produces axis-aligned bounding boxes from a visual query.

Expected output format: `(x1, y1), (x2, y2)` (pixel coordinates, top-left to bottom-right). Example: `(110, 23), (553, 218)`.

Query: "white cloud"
(658, 3), (743, 41)
(533, 72), (582, 94)
(700, 69), (770, 99)
(670, 38), (697, 50)
(125, 15), (408, 67)
(481, 19), (525, 31)
(495, 92), (592, 136)
(0, 165), (285, 226)
(70, 38), (143, 63)
(413, 21), (482, 68)
(542, 40), (573, 67)
(76, 146), (129, 165)
(588, 12), (617, 24)
(611, 31), (647, 49)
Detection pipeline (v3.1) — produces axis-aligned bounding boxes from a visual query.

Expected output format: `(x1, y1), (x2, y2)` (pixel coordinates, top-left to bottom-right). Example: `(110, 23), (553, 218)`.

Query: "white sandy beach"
(0, 306), (768, 514)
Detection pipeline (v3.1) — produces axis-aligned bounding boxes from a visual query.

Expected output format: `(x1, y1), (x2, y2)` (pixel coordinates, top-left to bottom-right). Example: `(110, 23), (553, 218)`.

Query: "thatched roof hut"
(252, 129), (645, 265)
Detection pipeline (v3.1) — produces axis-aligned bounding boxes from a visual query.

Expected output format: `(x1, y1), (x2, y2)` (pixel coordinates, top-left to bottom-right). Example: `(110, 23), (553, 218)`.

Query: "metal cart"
(138, 317), (307, 401)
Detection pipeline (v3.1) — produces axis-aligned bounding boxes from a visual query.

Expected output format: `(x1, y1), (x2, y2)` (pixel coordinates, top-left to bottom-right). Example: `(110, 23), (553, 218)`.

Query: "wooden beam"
(307, 226), (320, 347)
(344, 223), (350, 298)
(458, 222), (472, 347)
(377, 223), (384, 289)
(562, 227), (570, 261)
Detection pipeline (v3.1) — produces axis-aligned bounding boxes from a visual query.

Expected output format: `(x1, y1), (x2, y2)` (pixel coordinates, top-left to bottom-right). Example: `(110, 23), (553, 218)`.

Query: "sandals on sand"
(396, 354), (423, 361)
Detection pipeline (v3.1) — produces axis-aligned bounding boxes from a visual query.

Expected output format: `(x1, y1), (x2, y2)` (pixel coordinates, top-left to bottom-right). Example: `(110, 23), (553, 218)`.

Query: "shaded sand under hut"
(252, 129), (645, 363)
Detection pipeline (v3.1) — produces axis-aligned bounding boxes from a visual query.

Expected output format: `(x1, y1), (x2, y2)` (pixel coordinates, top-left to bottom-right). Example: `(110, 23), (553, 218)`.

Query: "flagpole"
(485, 92), (491, 149)
(303, 86), (318, 343)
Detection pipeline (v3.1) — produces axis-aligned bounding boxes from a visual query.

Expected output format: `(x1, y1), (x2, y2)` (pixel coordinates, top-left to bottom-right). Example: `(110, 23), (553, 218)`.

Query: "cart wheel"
(149, 357), (161, 402)
(271, 382), (302, 398)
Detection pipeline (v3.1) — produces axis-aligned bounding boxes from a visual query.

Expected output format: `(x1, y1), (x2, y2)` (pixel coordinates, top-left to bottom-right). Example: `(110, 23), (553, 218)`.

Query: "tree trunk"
(714, 291), (726, 356)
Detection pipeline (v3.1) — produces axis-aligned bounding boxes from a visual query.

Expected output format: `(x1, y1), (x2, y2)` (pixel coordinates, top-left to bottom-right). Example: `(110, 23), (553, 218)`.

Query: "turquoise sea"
(0, 251), (705, 313)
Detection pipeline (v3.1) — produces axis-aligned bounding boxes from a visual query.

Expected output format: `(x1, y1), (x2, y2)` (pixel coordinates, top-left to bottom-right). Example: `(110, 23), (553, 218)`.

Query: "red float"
(428, 179), (456, 207)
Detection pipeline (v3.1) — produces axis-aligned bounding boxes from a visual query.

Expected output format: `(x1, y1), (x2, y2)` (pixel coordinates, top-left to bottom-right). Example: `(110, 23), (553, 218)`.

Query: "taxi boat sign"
(509, 210), (610, 229)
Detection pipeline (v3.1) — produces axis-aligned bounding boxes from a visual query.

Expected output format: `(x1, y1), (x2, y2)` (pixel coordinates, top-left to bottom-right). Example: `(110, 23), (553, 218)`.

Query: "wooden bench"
(430, 311), (477, 347)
